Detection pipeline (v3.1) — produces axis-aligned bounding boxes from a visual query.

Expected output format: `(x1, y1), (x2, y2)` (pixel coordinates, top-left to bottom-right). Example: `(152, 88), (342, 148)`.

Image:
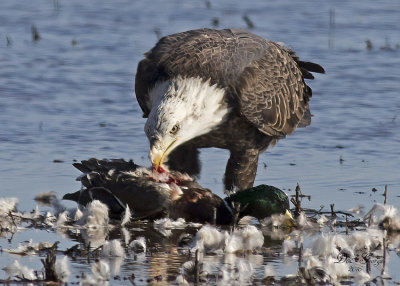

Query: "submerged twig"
(41, 241), (59, 282)
(242, 15), (255, 29)
(301, 208), (354, 218)
(230, 202), (246, 230)
(129, 273), (137, 286)
(8, 211), (17, 227)
(366, 253), (371, 274)
(291, 184), (303, 218)
(382, 235), (386, 276)
(330, 204), (336, 218)
(298, 242), (303, 268)
(384, 185), (388, 205)
(194, 249), (200, 283)
(31, 25), (40, 42)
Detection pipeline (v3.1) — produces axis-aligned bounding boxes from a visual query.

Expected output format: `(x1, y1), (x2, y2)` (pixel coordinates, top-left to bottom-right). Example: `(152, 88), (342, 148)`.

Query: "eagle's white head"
(144, 76), (229, 168)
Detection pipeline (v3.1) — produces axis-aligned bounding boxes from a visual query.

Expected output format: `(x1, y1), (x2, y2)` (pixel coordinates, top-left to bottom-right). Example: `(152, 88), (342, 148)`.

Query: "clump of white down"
(364, 203), (400, 231)
(101, 239), (125, 257)
(4, 239), (53, 255)
(81, 259), (110, 285)
(120, 204), (131, 226)
(129, 236), (146, 253)
(193, 224), (264, 254)
(293, 206), (400, 284)
(2, 260), (37, 281)
(264, 264), (276, 278)
(153, 217), (187, 237)
(77, 200), (109, 227)
(177, 256), (257, 285)
(219, 258), (255, 284)
(0, 197), (19, 231)
(146, 76), (229, 144)
(55, 256), (71, 283)
(195, 225), (226, 252)
(225, 225), (264, 253)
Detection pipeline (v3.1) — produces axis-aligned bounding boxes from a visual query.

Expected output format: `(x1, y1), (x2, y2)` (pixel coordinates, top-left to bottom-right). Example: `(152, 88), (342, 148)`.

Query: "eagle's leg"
(224, 148), (259, 194)
(166, 144), (201, 177)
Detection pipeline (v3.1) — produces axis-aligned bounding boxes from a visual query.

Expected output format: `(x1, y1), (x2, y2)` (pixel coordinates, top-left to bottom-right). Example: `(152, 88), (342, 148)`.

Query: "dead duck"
(63, 158), (291, 224)
(63, 158), (234, 224)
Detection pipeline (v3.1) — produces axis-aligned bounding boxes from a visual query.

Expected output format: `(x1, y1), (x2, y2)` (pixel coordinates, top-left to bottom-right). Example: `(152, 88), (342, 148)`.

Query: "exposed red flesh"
(149, 165), (182, 185)
(156, 165), (167, 173)
(166, 177), (179, 185)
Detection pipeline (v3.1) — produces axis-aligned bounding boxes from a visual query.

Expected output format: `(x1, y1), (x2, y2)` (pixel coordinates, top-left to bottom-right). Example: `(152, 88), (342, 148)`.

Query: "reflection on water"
(3, 206), (399, 285)
(1, 192), (400, 284)
(55, 220), (287, 284)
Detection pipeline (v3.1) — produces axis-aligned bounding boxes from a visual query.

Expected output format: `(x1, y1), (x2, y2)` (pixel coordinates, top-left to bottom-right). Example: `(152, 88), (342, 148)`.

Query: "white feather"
(236, 259), (254, 283)
(56, 211), (69, 227)
(324, 256), (349, 281)
(354, 270), (371, 285)
(240, 225), (264, 251)
(311, 234), (339, 257)
(194, 225), (226, 252)
(181, 261), (195, 275)
(45, 211), (56, 226)
(121, 205), (131, 226)
(101, 240), (125, 257)
(0, 197), (18, 215)
(73, 207), (83, 221)
(81, 274), (98, 286)
(225, 225), (264, 253)
(317, 214), (329, 225)
(364, 203), (400, 230)
(175, 274), (189, 285)
(264, 264), (276, 278)
(2, 260), (36, 281)
(153, 217), (186, 237)
(129, 236), (146, 253)
(224, 231), (244, 254)
(121, 227), (131, 246)
(305, 256), (322, 270)
(78, 200), (109, 227)
(282, 239), (296, 255)
(55, 256), (71, 282)
(91, 259), (110, 281)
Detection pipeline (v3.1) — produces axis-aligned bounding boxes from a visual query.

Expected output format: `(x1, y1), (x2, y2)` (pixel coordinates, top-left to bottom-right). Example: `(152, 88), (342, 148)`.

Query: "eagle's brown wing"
(235, 40), (324, 136)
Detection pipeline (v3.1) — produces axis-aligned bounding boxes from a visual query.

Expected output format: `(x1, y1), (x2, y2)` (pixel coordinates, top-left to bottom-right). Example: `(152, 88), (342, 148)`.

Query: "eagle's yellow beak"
(150, 138), (179, 169)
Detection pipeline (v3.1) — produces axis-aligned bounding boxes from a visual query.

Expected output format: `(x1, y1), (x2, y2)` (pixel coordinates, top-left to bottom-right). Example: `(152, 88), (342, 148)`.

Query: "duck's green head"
(225, 184), (294, 223)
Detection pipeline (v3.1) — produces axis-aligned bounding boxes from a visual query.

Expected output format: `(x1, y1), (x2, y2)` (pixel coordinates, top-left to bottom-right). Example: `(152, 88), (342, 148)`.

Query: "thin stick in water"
(194, 249), (200, 283)
(384, 185), (388, 205)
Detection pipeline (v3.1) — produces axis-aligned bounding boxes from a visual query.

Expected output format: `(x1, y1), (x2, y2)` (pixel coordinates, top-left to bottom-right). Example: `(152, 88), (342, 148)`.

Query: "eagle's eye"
(170, 123), (180, 135)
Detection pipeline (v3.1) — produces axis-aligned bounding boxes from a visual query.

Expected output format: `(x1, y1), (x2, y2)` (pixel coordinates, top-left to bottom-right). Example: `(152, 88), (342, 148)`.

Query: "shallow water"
(0, 0), (399, 284)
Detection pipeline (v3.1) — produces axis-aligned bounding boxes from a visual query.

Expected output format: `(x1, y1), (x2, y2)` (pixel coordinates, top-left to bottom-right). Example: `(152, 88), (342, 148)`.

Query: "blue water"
(0, 0), (399, 284)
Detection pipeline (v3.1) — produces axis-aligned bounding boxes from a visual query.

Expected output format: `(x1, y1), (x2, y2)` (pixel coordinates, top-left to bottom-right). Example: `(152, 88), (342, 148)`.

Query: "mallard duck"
(63, 158), (291, 225)
(63, 158), (233, 224)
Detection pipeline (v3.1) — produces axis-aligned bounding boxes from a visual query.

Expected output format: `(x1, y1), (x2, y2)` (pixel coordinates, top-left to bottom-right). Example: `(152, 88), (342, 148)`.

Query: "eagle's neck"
(148, 76), (230, 140)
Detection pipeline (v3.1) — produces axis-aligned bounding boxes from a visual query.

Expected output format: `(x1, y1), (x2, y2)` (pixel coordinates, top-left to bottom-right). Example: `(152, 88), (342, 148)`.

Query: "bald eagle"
(135, 28), (324, 193)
